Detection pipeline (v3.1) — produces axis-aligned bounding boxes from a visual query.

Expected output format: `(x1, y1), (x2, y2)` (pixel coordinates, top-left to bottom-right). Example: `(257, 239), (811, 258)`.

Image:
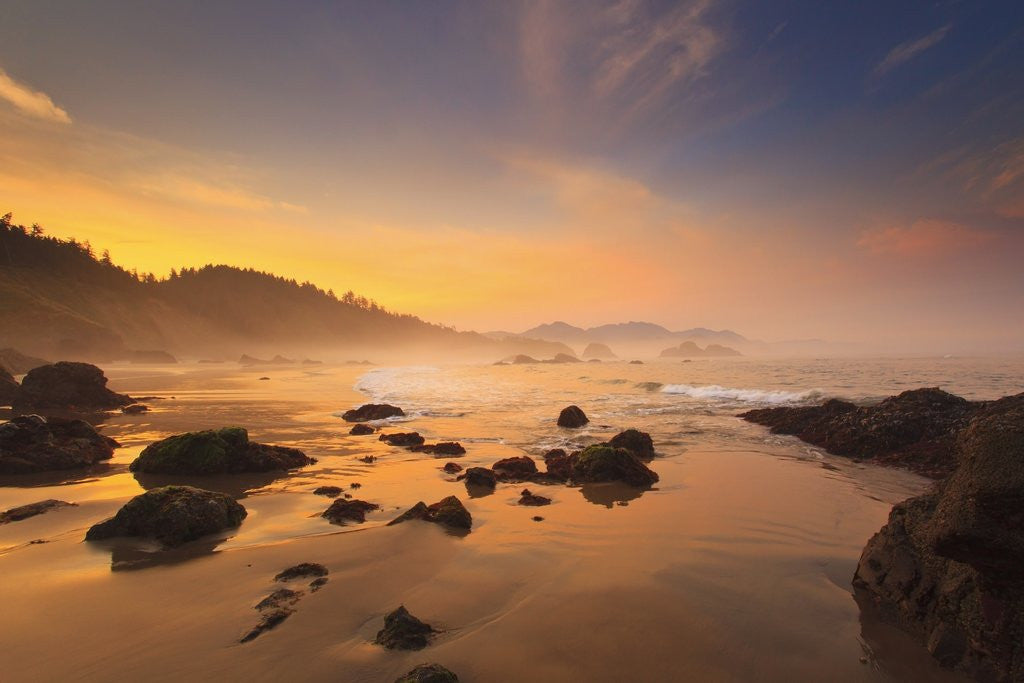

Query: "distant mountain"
(515, 320), (749, 353)
(660, 341), (741, 358)
(0, 215), (570, 362)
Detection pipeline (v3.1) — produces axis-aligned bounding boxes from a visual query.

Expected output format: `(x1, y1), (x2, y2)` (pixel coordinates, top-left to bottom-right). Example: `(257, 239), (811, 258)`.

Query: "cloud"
(857, 219), (994, 256)
(0, 67), (71, 123)
(874, 24), (952, 76)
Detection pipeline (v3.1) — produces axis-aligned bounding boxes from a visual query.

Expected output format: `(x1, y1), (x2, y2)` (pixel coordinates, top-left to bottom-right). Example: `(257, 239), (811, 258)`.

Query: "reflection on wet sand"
(579, 481), (647, 508)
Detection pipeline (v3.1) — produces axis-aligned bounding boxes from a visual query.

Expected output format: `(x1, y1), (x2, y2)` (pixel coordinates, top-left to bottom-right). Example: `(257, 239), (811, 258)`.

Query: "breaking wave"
(660, 383), (824, 405)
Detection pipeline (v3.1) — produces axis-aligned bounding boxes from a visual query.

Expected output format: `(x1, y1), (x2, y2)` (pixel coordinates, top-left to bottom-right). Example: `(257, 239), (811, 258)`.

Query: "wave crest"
(660, 383), (823, 405)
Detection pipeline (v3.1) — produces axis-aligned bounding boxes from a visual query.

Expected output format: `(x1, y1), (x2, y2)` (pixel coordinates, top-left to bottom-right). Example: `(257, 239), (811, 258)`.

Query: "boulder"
(129, 427), (314, 474)
(380, 432), (426, 448)
(572, 445), (659, 487)
(581, 342), (617, 360)
(375, 606), (435, 650)
(349, 423), (376, 435)
(542, 449), (574, 481)
(0, 366), (17, 405)
(557, 405), (589, 428)
(388, 496), (472, 531)
(395, 663), (459, 683)
(412, 442), (466, 457)
(442, 462), (463, 474)
(275, 563), (328, 582)
(322, 498), (379, 525)
(608, 429), (655, 459)
(492, 456), (538, 480)
(0, 499), (76, 524)
(853, 393), (1024, 680)
(0, 348), (49, 374)
(342, 404), (405, 422)
(518, 489), (551, 506)
(13, 362), (133, 411)
(457, 467), (496, 490)
(0, 415), (118, 474)
(741, 388), (980, 478)
(85, 485), (247, 547)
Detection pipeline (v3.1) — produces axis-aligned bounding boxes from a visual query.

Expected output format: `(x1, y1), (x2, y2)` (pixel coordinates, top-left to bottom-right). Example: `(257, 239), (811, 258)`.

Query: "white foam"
(660, 383), (823, 405)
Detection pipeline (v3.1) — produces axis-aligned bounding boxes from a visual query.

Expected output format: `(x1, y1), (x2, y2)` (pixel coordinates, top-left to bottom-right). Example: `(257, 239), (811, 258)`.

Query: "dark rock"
(375, 605), (435, 650)
(0, 414), (118, 474)
(13, 362), (132, 411)
(388, 496), (472, 530)
(258, 376), (270, 381)
(359, 455), (376, 463)
(518, 489), (551, 506)
(395, 663), (459, 683)
(542, 449), (574, 481)
(532, 516), (544, 522)
(741, 388), (980, 478)
(557, 405), (589, 428)
(313, 486), (343, 498)
(492, 456), (538, 480)
(608, 429), (655, 459)
(275, 563), (328, 581)
(0, 366), (17, 406)
(380, 432), (426, 448)
(255, 588), (303, 611)
(129, 427), (314, 474)
(309, 577), (328, 592)
(241, 588), (303, 643)
(322, 498), (379, 525)
(457, 467), (496, 489)
(0, 499), (76, 524)
(853, 392), (1024, 680)
(442, 462), (463, 474)
(572, 445), (659, 487)
(349, 423), (376, 435)
(342, 403), (405, 422)
(628, 360), (644, 365)
(582, 342), (617, 360)
(85, 485), (247, 547)
(122, 404), (149, 415)
(0, 348), (50, 374)
(412, 442), (466, 457)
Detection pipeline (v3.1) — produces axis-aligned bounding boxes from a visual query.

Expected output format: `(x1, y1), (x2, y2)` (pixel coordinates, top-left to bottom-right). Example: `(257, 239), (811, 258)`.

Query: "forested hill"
(0, 214), (567, 361)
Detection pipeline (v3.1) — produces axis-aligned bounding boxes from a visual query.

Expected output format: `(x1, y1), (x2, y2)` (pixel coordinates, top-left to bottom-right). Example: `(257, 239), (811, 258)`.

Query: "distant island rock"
(0, 414), (119, 474)
(581, 342), (617, 360)
(496, 352), (581, 365)
(129, 427), (315, 474)
(0, 348), (50, 374)
(239, 354), (295, 366)
(342, 403), (405, 422)
(12, 361), (134, 411)
(659, 341), (741, 358)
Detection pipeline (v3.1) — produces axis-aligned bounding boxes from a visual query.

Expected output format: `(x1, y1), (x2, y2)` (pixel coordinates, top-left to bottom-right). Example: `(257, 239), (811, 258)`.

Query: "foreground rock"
(395, 664), (459, 682)
(85, 485), (247, 547)
(412, 442), (466, 457)
(388, 496), (472, 531)
(0, 415), (118, 474)
(853, 393), (1024, 680)
(129, 427), (314, 474)
(0, 499), (76, 524)
(557, 405), (589, 428)
(13, 362), (133, 411)
(349, 423), (376, 435)
(492, 456), (538, 480)
(457, 467), (496, 490)
(375, 606), (435, 650)
(0, 366), (17, 405)
(572, 445), (659, 487)
(608, 429), (655, 459)
(518, 489), (551, 506)
(380, 432), (425, 448)
(740, 388), (981, 478)
(342, 403), (405, 422)
(321, 498), (379, 525)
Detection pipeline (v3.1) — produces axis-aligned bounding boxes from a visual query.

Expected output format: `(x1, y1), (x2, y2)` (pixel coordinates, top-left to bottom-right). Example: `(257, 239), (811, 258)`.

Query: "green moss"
(130, 427), (249, 474)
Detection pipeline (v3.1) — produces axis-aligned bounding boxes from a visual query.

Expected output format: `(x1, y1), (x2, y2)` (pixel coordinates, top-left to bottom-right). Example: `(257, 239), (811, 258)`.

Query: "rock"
(457, 467), (496, 489)
(492, 456), (538, 480)
(542, 449), (574, 481)
(532, 516), (544, 522)
(322, 498), (379, 525)
(572, 445), (659, 487)
(542, 353), (581, 364)
(0, 348), (49, 374)
(85, 485), (247, 547)
(239, 354), (294, 366)
(412, 442), (466, 457)
(518, 489), (551, 506)
(442, 462), (463, 474)
(0, 415), (118, 474)
(313, 486), (343, 497)
(122, 404), (149, 415)
(581, 342), (617, 360)
(241, 588), (302, 643)
(660, 341), (741, 357)
(380, 432), (426, 448)
(395, 663), (459, 683)
(608, 429), (655, 459)
(342, 403), (405, 422)
(852, 392), (1024, 680)
(557, 405), (589, 428)
(129, 427), (314, 474)
(125, 349), (177, 364)
(740, 388), (979, 478)
(388, 496), (472, 530)
(13, 362), (133, 411)
(349, 423), (376, 435)
(0, 499), (76, 524)
(629, 360), (644, 365)
(0, 366), (17, 405)
(258, 376), (270, 381)
(309, 577), (328, 591)
(275, 563), (328, 581)
(375, 606), (435, 650)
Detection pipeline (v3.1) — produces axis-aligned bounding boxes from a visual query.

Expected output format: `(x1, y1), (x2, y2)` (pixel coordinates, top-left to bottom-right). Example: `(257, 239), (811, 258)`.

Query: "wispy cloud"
(0, 67), (71, 123)
(874, 24), (952, 76)
(857, 219), (993, 256)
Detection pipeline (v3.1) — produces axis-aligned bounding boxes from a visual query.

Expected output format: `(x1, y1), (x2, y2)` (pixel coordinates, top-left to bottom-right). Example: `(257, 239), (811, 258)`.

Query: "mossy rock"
(130, 427), (313, 474)
(572, 445), (659, 487)
(608, 429), (655, 459)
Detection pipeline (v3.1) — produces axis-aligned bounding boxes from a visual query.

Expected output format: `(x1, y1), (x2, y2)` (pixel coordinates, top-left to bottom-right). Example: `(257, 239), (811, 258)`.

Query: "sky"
(1, 0), (1022, 351)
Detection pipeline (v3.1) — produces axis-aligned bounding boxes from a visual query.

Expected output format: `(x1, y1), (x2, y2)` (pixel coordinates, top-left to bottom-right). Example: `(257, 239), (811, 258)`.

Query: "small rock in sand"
(375, 606), (435, 650)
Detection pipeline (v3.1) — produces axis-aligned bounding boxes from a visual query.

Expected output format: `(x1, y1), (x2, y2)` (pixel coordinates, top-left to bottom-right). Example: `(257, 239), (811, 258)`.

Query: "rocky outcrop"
(571, 445), (659, 487)
(0, 415), (118, 474)
(0, 366), (18, 405)
(608, 429), (655, 459)
(442, 462), (463, 474)
(388, 496), (472, 530)
(492, 456), (538, 480)
(0, 499), (76, 524)
(342, 404), (405, 422)
(740, 388), (980, 478)
(85, 485), (247, 547)
(349, 423), (376, 435)
(457, 467), (497, 490)
(375, 606), (435, 650)
(557, 405), (589, 428)
(12, 362), (133, 411)
(313, 485), (343, 497)
(412, 442), (466, 457)
(542, 449), (574, 480)
(0, 347), (49, 374)
(581, 342), (617, 360)
(321, 498), (379, 525)
(380, 432), (426, 448)
(129, 427), (314, 474)
(395, 663), (459, 683)
(853, 393), (1024, 680)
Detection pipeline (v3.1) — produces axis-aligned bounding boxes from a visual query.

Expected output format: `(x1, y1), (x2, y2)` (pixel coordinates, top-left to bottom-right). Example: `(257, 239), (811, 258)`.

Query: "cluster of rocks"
(0, 414), (119, 474)
(388, 496), (473, 531)
(376, 429), (466, 458)
(241, 562), (329, 643)
(129, 427), (315, 474)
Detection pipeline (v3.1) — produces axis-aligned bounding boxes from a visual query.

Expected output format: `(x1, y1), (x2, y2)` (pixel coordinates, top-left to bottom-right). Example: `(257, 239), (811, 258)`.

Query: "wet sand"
(1, 360), (1000, 681)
